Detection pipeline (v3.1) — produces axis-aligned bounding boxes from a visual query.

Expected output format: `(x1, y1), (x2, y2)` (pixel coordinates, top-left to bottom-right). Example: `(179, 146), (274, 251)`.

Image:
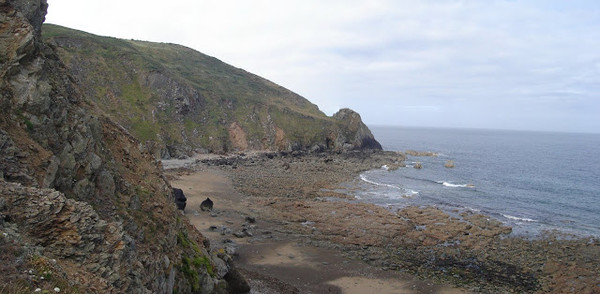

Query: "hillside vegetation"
(1, 1), (246, 292)
(43, 24), (381, 158)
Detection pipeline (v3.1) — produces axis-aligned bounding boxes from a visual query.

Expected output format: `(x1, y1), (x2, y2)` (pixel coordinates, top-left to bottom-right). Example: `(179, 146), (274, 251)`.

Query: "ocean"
(351, 126), (600, 237)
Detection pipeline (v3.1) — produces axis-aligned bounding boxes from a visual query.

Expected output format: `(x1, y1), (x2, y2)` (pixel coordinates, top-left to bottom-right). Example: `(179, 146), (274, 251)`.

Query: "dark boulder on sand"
(173, 188), (187, 211)
(201, 197), (214, 211)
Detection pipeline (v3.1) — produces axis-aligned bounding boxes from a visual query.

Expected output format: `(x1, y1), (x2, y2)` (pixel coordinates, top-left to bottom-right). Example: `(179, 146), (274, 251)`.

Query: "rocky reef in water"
(0, 0), (245, 292)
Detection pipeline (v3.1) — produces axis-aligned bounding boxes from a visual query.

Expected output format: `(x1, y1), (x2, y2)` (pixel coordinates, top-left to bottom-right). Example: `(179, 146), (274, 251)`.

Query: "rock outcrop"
(0, 1), (240, 292)
(42, 24), (382, 157)
(331, 108), (383, 151)
(173, 188), (187, 211)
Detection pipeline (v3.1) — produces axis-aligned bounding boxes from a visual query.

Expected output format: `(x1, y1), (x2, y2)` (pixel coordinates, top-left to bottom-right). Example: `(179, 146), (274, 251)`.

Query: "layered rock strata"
(0, 0), (241, 292)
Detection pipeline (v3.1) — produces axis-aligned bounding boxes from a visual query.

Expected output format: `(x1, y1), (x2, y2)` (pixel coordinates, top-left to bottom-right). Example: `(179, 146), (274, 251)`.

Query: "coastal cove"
(166, 151), (600, 293)
(361, 126), (600, 237)
(3, 1), (599, 292)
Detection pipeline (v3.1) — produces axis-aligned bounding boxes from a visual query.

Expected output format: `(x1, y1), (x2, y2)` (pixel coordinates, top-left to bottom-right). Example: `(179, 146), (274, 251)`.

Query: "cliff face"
(42, 24), (382, 158)
(0, 1), (236, 292)
(331, 108), (383, 150)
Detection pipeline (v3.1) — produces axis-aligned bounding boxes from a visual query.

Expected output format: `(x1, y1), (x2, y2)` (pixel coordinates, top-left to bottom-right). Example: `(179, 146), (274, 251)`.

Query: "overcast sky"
(46, 0), (600, 133)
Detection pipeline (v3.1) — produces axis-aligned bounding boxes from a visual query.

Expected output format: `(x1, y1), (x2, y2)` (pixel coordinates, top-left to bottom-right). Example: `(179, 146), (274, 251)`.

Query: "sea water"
(353, 126), (600, 237)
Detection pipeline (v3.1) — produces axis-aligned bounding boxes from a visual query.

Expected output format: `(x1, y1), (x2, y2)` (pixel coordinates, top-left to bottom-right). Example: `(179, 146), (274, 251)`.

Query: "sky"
(45, 0), (600, 133)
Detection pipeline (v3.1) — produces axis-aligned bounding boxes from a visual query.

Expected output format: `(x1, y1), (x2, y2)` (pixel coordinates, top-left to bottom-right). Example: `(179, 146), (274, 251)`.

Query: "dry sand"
(169, 167), (467, 294)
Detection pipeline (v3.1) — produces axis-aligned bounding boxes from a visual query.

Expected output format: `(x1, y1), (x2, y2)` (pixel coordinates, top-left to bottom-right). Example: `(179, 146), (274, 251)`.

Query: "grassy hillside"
(43, 24), (379, 157)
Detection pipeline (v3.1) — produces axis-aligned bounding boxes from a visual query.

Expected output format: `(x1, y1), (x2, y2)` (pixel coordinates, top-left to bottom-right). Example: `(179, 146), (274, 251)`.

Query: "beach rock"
(224, 266), (251, 293)
(444, 160), (455, 168)
(172, 188), (187, 211)
(405, 150), (438, 157)
(200, 197), (214, 211)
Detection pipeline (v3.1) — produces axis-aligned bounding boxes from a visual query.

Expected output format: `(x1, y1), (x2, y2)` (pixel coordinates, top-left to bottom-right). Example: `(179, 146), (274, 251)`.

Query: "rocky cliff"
(42, 24), (382, 158)
(0, 0), (240, 292)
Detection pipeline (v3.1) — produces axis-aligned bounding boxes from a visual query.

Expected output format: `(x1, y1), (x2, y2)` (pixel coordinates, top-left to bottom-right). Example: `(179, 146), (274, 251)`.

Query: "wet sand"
(169, 168), (466, 294)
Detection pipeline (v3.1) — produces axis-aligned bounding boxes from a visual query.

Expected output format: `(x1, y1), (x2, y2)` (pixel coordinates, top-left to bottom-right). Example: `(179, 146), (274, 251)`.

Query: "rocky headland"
(42, 24), (382, 158)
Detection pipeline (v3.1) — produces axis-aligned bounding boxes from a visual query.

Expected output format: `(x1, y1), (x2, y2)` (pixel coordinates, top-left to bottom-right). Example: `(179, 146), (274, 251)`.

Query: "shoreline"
(167, 164), (465, 293)
(351, 168), (597, 241)
(165, 151), (600, 293)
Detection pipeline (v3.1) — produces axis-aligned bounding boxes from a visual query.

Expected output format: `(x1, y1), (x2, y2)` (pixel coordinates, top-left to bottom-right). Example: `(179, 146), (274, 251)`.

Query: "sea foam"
(360, 173), (403, 190)
(359, 173), (418, 198)
(441, 182), (475, 188)
(503, 214), (537, 222)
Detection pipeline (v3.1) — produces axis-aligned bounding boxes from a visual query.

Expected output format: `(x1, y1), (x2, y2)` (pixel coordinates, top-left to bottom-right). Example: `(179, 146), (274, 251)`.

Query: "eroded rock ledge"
(189, 152), (600, 293)
(1, 0), (245, 292)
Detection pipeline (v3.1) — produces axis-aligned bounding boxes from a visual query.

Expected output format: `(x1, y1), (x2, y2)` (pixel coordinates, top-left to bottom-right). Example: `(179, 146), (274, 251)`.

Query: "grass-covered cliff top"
(42, 24), (381, 156)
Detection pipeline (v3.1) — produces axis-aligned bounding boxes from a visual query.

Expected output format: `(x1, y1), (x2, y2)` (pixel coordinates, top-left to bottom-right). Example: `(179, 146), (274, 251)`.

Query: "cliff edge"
(0, 1), (242, 292)
(42, 24), (382, 158)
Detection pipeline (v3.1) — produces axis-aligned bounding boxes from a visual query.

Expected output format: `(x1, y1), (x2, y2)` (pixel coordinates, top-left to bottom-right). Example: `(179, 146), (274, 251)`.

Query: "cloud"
(45, 0), (600, 133)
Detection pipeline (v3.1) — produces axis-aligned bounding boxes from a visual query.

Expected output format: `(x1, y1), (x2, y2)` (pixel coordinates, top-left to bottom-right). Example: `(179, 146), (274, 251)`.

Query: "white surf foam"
(402, 189), (419, 198)
(360, 173), (403, 191)
(503, 214), (537, 222)
(405, 189), (419, 195)
(441, 182), (475, 188)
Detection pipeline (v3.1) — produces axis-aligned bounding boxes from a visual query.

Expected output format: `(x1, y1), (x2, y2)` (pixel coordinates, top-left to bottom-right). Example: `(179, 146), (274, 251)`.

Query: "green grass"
(132, 119), (159, 141)
(175, 229), (215, 292)
(41, 24), (360, 153)
(24, 119), (34, 131)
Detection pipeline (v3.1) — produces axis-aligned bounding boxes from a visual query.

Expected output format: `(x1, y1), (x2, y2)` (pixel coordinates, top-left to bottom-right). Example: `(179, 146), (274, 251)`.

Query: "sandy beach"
(168, 167), (466, 293)
(166, 151), (600, 293)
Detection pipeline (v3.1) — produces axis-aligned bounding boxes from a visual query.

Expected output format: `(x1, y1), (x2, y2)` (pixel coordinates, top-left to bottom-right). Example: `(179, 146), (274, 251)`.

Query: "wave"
(359, 173), (418, 198)
(359, 173), (403, 191)
(503, 214), (537, 222)
(441, 182), (475, 188)
(403, 189), (419, 198)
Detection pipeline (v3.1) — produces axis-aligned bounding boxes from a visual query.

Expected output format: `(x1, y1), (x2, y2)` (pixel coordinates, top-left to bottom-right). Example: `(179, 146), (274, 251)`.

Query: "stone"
(200, 197), (213, 212)
(223, 266), (250, 294)
(172, 188), (187, 211)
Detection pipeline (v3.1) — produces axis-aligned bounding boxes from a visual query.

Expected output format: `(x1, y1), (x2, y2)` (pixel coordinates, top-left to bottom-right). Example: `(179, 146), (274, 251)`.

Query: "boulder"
(200, 197), (213, 212)
(224, 266), (250, 293)
(172, 188), (187, 211)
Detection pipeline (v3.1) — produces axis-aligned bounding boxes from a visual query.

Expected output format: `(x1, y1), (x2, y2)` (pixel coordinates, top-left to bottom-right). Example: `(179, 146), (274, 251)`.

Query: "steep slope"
(42, 24), (381, 158)
(0, 1), (241, 293)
